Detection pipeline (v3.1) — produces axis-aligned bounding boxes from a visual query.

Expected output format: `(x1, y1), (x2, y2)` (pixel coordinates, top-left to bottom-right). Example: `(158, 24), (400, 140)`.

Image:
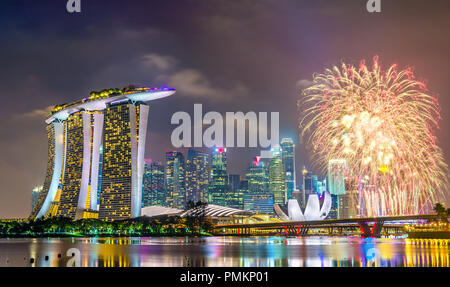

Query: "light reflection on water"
(0, 236), (448, 267)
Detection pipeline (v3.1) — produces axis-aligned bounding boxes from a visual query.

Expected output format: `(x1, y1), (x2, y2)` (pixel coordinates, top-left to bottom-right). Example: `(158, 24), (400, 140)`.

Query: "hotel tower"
(29, 86), (175, 221)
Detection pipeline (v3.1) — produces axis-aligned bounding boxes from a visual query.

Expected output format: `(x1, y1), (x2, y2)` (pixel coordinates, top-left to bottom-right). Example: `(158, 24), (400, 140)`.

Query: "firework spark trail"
(299, 56), (448, 216)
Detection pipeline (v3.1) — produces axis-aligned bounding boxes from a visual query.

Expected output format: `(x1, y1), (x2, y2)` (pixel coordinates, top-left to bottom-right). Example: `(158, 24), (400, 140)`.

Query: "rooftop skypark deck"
(46, 86), (175, 124)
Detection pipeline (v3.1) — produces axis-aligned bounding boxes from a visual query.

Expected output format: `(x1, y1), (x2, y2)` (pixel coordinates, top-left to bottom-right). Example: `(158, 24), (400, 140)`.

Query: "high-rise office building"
(142, 160), (165, 207)
(165, 151), (185, 209)
(328, 194), (339, 219)
(185, 149), (198, 204)
(29, 87), (175, 221)
(31, 185), (43, 211)
(228, 174), (243, 209)
(328, 159), (349, 219)
(194, 152), (210, 203)
(328, 159), (347, 196)
(243, 158), (273, 214)
(239, 180), (249, 196)
(280, 138), (296, 200)
(269, 146), (286, 205)
(304, 174), (318, 195)
(208, 147), (228, 206)
(246, 157), (269, 194)
(185, 149), (210, 203)
(341, 177), (360, 218)
(317, 178), (327, 195)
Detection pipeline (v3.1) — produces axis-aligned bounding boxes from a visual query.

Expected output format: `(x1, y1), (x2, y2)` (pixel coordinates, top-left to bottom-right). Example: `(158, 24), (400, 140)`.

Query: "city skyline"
(1, 0), (450, 218)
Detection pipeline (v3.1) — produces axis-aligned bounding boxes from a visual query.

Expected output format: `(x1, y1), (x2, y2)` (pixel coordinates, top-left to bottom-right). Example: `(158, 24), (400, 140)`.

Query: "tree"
(184, 201), (208, 234)
(434, 203), (445, 214)
(434, 203), (449, 222)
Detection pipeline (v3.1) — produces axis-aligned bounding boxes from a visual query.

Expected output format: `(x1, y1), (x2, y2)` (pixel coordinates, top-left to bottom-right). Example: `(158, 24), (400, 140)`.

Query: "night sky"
(0, 0), (449, 218)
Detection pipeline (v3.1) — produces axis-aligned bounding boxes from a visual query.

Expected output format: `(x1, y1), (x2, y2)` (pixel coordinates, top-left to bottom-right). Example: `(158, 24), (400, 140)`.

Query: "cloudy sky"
(0, 0), (449, 218)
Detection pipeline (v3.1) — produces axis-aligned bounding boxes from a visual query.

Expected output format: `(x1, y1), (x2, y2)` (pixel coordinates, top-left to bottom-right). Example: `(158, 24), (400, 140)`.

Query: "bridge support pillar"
(359, 221), (384, 238)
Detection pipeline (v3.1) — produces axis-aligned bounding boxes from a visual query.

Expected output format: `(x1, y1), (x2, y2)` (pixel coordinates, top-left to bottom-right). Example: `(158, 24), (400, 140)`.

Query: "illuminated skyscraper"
(165, 151), (185, 209)
(185, 149), (210, 203)
(341, 177), (360, 218)
(142, 160), (165, 207)
(327, 159), (348, 219)
(304, 174), (318, 195)
(269, 146), (286, 205)
(30, 87), (175, 221)
(228, 174), (243, 209)
(280, 138), (296, 200)
(208, 147), (228, 206)
(243, 158), (273, 214)
(246, 157), (269, 194)
(194, 152), (210, 203)
(328, 159), (347, 196)
(98, 103), (149, 221)
(57, 111), (94, 219)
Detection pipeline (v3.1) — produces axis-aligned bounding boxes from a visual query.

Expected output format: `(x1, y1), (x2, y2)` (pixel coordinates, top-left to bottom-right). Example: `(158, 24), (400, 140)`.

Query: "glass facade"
(228, 174), (243, 209)
(165, 151), (185, 209)
(208, 147), (228, 206)
(142, 160), (165, 207)
(280, 138), (296, 200)
(57, 112), (86, 219)
(244, 193), (274, 214)
(98, 103), (147, 221)
(269, 147), (286, 205)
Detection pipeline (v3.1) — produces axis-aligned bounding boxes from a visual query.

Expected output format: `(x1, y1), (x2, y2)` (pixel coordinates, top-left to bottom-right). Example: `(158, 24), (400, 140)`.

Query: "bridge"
(214, 214), (440, 237)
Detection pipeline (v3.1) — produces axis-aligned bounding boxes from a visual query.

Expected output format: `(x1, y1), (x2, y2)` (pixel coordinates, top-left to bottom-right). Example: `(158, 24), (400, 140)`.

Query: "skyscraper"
(269, 146), (286, 205)
(328, 159), (347, 196)
(228, 174), (243, 209)
(246, 157), (269, 194)
(142, 159), (165, 207)
(280, 138), (296, 200)
(243, 157), (274, 214)
(185, 149), (198, 204)
(304, 174), (318, 195)
(29, 86), (175, 221)
(165, 151), (185, 209)
(341, 177), (360, 218)
(98, 103), (148, 221)
(185, 149), (210, 203)
(194, 152), (210, 203)
(208, 147), (228, 206)
(328, 159), (348, 219)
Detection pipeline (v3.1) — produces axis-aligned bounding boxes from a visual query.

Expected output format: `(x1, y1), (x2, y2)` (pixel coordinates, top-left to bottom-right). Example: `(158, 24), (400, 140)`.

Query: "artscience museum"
(274, 191), (332, 221)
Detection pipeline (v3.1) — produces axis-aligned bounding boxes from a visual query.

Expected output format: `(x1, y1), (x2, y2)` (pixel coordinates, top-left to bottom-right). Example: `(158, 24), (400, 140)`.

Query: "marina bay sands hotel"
(30, 86), (175, 221)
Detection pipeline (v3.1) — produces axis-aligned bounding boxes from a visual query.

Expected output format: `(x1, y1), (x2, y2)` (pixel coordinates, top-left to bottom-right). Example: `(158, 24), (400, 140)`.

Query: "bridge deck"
(215, 214), (439, 229)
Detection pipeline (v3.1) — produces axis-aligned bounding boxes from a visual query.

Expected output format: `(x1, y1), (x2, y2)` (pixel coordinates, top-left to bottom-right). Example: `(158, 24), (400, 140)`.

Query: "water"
(0, 236), (448, 267)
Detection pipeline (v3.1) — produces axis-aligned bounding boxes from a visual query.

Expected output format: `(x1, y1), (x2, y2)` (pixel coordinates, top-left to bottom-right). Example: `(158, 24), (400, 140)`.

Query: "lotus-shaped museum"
(274, 191), (332, 221)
